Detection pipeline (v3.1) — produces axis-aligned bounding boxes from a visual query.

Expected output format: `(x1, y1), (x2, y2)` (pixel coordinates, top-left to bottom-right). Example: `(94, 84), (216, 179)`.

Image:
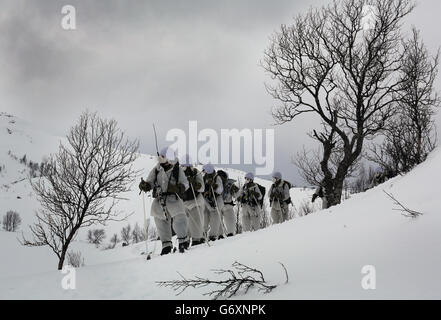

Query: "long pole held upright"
(152, 123), (159, 156)
(142, 192), (150, 259)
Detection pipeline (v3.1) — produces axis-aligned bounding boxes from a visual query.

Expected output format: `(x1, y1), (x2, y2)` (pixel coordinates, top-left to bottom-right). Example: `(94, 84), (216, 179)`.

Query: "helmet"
(159, 146), (177, 164)
(245, 172), (254, 181)
(202, 163), (215, 174)
(272, 172), (282, 180)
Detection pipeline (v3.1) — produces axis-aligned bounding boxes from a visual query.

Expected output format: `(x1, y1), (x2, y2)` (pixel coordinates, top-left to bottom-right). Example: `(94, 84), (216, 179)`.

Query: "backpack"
(216, 170), (228, 185)
(283, 180), (293, 189)
(270, 180), (293, 206)
(153, 162), (181, 197)
(222, 178), (237, 201)
(182, 167), (199, 201)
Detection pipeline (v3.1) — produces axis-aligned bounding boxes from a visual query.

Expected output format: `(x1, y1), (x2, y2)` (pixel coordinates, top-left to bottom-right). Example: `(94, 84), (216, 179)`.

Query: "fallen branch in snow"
(383, 191), (423, 218)
(157, 261), (287, 300)
(279, 262), (289, 284)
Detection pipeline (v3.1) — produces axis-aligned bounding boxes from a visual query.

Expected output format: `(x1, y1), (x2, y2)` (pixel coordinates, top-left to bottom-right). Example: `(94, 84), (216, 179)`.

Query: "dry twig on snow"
(383, 190), (423, 218)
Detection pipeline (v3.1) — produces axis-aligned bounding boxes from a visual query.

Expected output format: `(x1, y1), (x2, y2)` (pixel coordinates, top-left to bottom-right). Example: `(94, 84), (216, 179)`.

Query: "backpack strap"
(283, 180), (292, 189)
(171, 162), (180, 184)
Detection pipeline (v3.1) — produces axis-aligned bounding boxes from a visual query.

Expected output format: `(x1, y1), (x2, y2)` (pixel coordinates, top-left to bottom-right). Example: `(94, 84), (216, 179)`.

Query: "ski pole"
(142, 192), (151, 260)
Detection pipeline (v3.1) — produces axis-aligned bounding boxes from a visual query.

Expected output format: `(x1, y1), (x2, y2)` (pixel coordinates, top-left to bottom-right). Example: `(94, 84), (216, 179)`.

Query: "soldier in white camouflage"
(138, 147), (189, 255)
(201, 164), (224, 241)
(269, 172), (291, 224)
(180, 154), (206, 246)
(237, 172), (263, 232)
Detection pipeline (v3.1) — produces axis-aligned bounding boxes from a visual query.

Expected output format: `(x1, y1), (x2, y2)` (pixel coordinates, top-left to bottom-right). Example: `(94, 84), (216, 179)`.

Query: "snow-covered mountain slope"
(1, 112), (441, 299)
(0, 112), (318, 289)
(1, 112), (317, 229)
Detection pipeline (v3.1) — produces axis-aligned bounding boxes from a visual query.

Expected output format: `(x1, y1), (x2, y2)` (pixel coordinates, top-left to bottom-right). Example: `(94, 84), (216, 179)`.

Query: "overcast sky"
(1, 0), (441, 184)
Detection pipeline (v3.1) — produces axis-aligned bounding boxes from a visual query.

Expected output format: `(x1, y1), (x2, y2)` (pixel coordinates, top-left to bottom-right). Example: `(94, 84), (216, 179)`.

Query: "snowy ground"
(1, 112), (440, 299)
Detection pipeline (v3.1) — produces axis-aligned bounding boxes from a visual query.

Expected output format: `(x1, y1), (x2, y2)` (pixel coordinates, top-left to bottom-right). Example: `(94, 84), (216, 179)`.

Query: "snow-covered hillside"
(1, 112), (441, 299)
(0, 112), (319, 292)
(2, 145), (441, 298)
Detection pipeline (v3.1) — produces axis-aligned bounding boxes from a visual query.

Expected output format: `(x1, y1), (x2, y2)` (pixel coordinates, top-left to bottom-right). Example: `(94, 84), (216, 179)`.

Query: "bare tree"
(264, 0), (415, 207)
(369, 28), (439, 174)
(121, 223), (132, 244)
(87, 229), (106, 246)
(21, 112), (139, 270)
(2, 210), (21, 232)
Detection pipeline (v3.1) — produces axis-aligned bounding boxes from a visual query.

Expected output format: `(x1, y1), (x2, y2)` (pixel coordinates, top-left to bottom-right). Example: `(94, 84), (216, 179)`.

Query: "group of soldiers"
(138, 147), (306, 255)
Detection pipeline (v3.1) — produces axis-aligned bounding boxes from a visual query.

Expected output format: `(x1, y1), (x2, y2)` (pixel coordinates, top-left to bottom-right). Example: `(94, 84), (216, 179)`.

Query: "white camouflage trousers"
(218, 204), (237, 236)
(186, 206), (204, 241)
(271, 202), (289, 224)
(241, 204), (261, 232)
(204, 206), (222, 238)
(154, 213), (188, 249)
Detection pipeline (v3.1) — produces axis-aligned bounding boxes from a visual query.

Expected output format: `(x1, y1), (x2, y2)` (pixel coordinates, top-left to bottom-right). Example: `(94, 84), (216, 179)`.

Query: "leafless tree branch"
(21, 111), (140, 269)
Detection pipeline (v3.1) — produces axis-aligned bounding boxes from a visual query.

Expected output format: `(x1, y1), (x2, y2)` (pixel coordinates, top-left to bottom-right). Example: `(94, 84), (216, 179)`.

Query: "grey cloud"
(1, 0), (440, 184)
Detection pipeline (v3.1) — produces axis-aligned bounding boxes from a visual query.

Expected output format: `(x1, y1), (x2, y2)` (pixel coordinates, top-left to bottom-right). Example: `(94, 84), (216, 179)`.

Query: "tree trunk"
(58, 249), (67, 270)
(325, 181), (344, 208)
(58, 235), (75, 270)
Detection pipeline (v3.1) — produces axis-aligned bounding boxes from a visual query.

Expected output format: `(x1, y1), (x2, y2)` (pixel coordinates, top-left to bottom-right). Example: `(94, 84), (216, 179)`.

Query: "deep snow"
(1, 112), (440, 299)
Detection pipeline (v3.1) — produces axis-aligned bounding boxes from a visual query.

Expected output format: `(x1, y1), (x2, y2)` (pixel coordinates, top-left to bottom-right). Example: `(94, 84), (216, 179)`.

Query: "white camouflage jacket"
(145, 163), (189, 220)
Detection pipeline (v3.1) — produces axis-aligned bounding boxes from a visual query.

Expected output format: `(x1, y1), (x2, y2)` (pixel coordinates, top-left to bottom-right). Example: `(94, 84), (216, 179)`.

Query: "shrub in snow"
(132, 222), (145, 244)
(2, 210), (21, 232)
(259, 204), (271, 229)
(108, 233), (119, 249)
(298, 201), (315, 217)
(87, 229), (106, 246)
(67, 251), (85, 268)
(121, 223), (132, 244)
(87, 229), (106, 245)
